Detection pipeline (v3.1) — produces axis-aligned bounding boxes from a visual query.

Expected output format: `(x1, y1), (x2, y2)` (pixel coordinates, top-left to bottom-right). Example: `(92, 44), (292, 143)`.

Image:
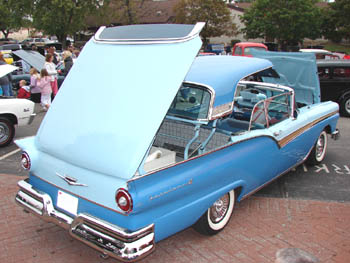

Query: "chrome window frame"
(93, 22), (205, 45)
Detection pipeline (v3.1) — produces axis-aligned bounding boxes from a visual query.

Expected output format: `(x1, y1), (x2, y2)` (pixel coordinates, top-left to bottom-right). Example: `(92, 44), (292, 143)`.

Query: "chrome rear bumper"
(15, 179), (155, 262)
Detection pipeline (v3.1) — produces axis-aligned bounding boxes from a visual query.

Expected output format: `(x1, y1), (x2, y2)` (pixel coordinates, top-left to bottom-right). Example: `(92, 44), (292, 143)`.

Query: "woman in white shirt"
(44, 53), (59, 98)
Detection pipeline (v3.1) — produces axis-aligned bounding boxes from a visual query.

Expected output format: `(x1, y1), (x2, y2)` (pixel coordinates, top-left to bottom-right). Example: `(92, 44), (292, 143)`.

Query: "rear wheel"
(340, 95), (350, 117)
(193, 190), (235, 235)
(306, 130), (328, 165)
(0, 117), (15, 147)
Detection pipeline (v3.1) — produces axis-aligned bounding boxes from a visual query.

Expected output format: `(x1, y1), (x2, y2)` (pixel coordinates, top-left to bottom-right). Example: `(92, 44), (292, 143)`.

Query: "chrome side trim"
(15, 179), (155, 262)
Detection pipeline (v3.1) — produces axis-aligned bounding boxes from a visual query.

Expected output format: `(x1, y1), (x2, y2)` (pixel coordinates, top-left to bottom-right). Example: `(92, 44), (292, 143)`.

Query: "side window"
(318, 67), (331, 79)
(234, 46), (242, 55)
(333, 67), (350, 79)
(244, 47), (251, 55)
(250, 93), (291, 129)
(266, 93), (291, 126)
(168, 85), (211, 120)
(250, 100), (268, 128)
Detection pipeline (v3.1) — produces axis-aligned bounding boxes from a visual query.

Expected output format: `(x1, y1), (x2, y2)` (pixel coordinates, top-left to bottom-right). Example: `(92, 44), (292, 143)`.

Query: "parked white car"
(0, 98), (36, 147)
(1, 64), (36, 147)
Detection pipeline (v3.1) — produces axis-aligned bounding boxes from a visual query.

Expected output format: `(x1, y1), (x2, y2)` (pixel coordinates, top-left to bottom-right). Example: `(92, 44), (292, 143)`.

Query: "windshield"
(245, 47), (266, 56)
(168, 84), (211, 120)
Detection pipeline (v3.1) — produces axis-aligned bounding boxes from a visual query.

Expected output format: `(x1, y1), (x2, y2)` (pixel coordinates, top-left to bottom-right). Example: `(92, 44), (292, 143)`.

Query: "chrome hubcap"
(345, 98), (350, 115)
(209, 194), (229, 223)
(316, 134), (325, 159)
(0, 123), (9, 143)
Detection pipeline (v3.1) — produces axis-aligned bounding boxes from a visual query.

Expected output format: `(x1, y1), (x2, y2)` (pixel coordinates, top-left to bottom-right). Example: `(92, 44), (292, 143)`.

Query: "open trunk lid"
(27, 24), (204, 180)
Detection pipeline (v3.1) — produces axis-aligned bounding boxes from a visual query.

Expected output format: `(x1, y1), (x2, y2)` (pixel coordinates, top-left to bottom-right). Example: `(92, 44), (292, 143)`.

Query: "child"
(17, 80), (31, 99)
(36, 69), (52, 111)
(29, 68), (41, 103)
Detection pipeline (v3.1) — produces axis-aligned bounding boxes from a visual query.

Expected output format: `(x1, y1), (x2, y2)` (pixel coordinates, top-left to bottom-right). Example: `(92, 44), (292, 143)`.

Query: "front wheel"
(193, 190), (235, 235)
(340, 95), (350, 117)
(0, 117), (15, 147)
(306, 130), (328, 165)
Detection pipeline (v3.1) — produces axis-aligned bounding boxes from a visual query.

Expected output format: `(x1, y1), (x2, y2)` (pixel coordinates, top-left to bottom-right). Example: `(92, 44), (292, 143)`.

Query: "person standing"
(36, 69), (52, 111)
(68, 45), (75, 58)
(0, 53), (13, 97)
(44, 53), (59, 98)
(60, 50), (73, 76)
(29, 68), (41, 103)
(48, 46), (59, 64)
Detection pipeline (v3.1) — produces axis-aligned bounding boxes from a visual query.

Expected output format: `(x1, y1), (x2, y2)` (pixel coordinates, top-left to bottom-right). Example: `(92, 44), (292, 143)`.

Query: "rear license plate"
(57, 190), (78, 215)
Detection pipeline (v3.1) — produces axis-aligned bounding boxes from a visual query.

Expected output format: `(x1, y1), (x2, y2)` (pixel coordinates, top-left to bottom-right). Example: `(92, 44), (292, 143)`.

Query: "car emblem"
(56, 173), (88, 187)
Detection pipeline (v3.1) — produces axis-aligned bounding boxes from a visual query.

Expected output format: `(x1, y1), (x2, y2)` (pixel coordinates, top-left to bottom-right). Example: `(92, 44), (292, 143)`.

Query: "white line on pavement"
(0, 148), (21, 161)
(0, 136), (32, 161)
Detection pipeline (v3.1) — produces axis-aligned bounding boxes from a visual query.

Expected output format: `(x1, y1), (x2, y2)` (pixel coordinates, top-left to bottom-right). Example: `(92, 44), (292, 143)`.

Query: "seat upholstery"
(236, 90), (267, 109)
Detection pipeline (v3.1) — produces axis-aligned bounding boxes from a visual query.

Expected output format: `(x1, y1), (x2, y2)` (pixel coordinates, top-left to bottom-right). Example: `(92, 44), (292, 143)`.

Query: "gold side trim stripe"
(278, 110), (338, 148)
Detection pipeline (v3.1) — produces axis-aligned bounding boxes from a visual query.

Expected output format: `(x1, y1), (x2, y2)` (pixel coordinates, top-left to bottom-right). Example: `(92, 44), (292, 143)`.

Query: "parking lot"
(0, 107), (349, 262)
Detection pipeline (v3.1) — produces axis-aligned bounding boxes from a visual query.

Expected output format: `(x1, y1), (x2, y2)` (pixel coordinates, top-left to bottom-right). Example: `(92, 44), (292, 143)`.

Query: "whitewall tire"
(193, 190), (235, 235)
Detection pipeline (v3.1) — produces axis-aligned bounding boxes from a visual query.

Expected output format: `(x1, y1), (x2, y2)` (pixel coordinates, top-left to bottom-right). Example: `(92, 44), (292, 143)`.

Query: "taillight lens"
(116, 188), (133, 213)
(21, 152), (31, 170)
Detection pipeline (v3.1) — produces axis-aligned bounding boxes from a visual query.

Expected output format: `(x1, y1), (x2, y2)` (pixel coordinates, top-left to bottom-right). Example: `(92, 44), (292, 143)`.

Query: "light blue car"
(15, 23), (340, 262)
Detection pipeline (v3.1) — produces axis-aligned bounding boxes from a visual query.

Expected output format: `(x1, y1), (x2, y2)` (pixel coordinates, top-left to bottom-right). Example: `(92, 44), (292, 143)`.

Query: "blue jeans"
(1, 84), (11, 96)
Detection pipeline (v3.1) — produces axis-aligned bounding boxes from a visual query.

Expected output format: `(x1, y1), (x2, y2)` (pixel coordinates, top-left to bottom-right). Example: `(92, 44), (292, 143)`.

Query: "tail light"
(116, 188), (133, 214)
(21, 152), (31, 170)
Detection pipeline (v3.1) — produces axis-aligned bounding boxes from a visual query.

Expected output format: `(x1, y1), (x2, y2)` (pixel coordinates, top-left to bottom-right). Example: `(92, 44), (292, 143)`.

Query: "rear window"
(168, 84), (211, 120)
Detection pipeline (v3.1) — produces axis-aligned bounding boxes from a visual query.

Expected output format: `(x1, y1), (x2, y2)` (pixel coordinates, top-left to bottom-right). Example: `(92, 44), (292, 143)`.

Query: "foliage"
(174, 0), (238, 46)
(324, 42), (350, 54)
(321, 0), (350, 43)
(0, 0), (32, 38)
(32, 0), (109, 47)
(115, 0), (138, 24)
(240, 0), (322, 48)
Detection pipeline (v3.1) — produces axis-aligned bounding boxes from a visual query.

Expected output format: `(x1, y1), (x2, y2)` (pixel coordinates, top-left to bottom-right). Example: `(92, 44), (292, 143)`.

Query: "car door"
(251, 91), (314, 177)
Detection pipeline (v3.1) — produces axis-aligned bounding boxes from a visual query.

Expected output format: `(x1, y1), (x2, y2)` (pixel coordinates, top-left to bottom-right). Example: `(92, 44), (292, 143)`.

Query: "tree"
(321, 0), (350, 43)
(105, 0), (139, 25)
(174, 0), (238, 47)
(32, 0), (109, 48)
(240, 0), (322, 49)
(0, 0), (32, 38)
